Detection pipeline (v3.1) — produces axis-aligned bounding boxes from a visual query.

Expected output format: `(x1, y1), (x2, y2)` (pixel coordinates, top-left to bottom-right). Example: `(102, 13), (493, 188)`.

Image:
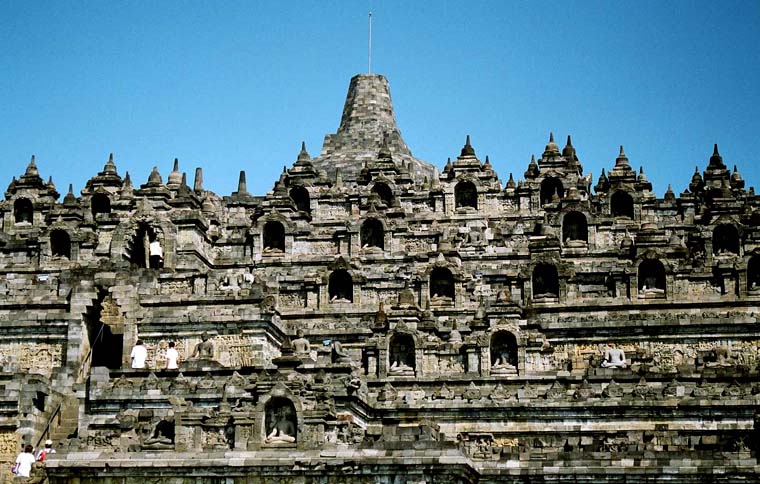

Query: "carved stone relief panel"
(551, 340), (760, 372)
(141, 339), (188, 369)
(0, 430), (19, 481)
(0, 343), (63, 375)
(280, 291), (306, 308)
(159, 279), (192, 296)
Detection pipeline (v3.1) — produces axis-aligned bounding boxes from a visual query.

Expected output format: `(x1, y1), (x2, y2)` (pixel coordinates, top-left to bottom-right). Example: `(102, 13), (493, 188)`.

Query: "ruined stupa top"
(312, 74), (436, 182)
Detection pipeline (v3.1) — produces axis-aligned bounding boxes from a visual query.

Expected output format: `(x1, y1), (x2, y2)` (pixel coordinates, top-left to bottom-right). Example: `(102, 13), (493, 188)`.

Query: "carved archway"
(430, 267), (455, 300)
(540, 177), (564, 205)
(748, 256), (760, 291)
(264, 397), (298, 445)
(611, 191), (634, 219)
(562, 211), (588, 243)
(713, 224), (740, 255)
(127, 222), (163, 269)
(388, 333), (415, 374)
(638, 259), (666, 294)
(263, 221), (285, 252)
(533, 263), (559, 297)
(455, 181), (477, 209)
(361, 218), (384, 249)
(289, 186), (310, 215)
(328, 269), (353, 302)
(14, 198), (33, 224)
(372, 182), (393, 206)
(50, 229), (71, 259)
(490, 331), (518, 372)
(91, 193), (111, 217)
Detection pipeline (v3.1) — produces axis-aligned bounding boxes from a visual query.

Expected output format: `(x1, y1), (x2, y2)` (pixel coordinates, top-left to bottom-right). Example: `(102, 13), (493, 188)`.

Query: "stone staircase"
(48, 395), (80, 443)
(36, 279), (99, 445)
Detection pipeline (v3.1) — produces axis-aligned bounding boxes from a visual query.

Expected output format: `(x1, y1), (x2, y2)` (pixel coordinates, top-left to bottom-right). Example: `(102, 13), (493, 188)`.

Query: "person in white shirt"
(35, 439), (56, 461)
(149, 239), (163, 268)
(15, 445), (35, 477)
(130, 340), (148, 369)
(165, 342), (179, 370)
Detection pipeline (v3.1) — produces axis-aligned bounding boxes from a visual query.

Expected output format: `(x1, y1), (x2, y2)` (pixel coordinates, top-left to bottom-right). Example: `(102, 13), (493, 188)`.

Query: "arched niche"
(264, 397), (297, 445)
(562, 211), (588, 243)
(490, 331), (518, 374)
(50, 229), (71, 259)
(128, 223), (163, 269)
(360, 218), (384, 249)
(328, 269), (353, 302)
(90, 193), (111, 217)
(14, 198), (33, 224)
(372, 182), (393, 206)
(263, 220), (285, 252)
(713, 224), (740, 255)
(388, 333), (415, 375)
(611, 191), (634, 219)
(87, 291), (123, 370)
(455, 181), (477, 209)
(533, 263), (559, 298)
(144, 419), (175, 446)
(638, 259), (666, 296)
(91, 193), (111, 217)
(430, 267), (455, 302)
(289, 186), (310, 215)
(748, 256), (760, 291)
(540, 177), (564, 206)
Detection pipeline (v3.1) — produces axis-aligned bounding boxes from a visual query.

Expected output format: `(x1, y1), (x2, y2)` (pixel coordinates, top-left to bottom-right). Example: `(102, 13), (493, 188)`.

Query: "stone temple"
(1, 73), (760, 484)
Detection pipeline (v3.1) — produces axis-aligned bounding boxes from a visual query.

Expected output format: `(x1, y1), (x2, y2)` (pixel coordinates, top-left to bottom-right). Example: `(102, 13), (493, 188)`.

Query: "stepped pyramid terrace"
(2, 73), (760, 483)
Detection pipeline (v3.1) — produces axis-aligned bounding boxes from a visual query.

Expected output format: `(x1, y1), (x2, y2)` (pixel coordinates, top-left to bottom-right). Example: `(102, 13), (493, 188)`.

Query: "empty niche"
(610, 191), (634, 219)
(91, 193), (111, 217)
(532, 264), (559, 298)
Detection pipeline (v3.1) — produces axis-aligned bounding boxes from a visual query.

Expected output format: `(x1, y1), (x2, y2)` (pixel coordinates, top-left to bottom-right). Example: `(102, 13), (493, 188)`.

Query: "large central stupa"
(311, 74), (436, 182)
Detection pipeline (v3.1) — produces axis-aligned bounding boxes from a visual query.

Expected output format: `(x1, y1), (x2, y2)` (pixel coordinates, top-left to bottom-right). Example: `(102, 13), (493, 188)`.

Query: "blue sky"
(1, 1), (759, 197)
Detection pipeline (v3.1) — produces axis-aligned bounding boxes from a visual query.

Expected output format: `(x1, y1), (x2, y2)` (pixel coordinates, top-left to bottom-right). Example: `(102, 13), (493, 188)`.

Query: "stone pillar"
(378, 348), (388, 377)
(365, 347), (378, 377)
(466, 347), (481, 375)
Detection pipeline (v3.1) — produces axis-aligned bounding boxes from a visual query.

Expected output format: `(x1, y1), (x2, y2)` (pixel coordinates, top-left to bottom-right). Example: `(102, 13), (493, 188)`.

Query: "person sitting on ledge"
(601, 347), (627, 368)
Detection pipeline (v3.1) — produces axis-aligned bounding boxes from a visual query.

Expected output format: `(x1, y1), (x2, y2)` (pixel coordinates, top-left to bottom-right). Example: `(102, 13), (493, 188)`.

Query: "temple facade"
(1, 74), (759, 483)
